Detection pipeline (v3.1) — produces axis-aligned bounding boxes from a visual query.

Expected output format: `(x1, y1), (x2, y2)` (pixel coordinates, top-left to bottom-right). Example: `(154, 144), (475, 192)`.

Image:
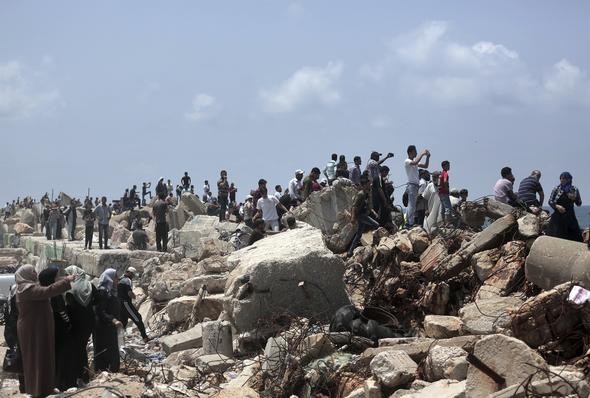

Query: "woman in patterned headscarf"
(63, 265), (96, 388)
(546, 172), (583, 242)
(93, 268), (122, 372)
(15, 265), (74, 397)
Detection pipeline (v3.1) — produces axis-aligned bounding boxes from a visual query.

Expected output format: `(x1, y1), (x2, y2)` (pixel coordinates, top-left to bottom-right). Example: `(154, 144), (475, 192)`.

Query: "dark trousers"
(98, 223), (109, 249)
(219, 196), (228, 222)
(155, 222), (168, 252)
(119, 300), (148, 339)
(85, 225), (94, 248)
(348, 214), (380, 256)
(70, 221), (76, 240)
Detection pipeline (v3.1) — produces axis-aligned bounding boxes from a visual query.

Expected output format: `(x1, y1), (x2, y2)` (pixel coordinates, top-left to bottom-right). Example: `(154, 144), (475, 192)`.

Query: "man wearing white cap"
(117, 267), (149, 342)
(289, 169), (304, 206)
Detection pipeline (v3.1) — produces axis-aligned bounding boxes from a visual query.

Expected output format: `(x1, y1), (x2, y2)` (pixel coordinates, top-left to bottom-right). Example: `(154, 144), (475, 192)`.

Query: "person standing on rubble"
(141, 182), (152, 206)
(546, 172), (583, 242)
(289, 170), (305, 205)
(153, 192), (170, 252)
(372, 166), (395, 231)
(438, 160), (453, 223)
(155, 177), (167, 198)
(366, 151), (394, 181)
(83, 203), (95, 250)
(302, 168), (322, 201)
(203, 180), (211, 203)
(95, 196), (112, 249)
(404, 145), (431, 228)
(181, 172), (191, 191)
(117, 267), (149, 342)
(323, 153), (338, 185)
(423, 171), (441, 233)
(348, 175), (380, 257)
(64, 202), (77, 240)
(93, 268), (121, 373)
(349, 156), (363, 186)
(254, 186), (289, 232)
(217, 170), (230, 222)
(15, 264), (75, 397)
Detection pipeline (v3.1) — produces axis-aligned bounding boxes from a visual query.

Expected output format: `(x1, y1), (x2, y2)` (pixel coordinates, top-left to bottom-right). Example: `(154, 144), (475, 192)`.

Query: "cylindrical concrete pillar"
(525, 236), (590, 290)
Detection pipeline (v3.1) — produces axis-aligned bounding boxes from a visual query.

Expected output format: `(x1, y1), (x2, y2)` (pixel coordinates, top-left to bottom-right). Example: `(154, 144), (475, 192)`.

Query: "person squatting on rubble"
(405, 145), (431, 228)
(153, 192), (169, 252)
(15, 264), (75, 398)
(93, 268), (121, 373)
(117, 267), (149, 342)
(131, 221), (149, 250)
(517, 169), (544, 209)
(95, 196), (112, 249)
(493, 166), (518, 206)
(181, 171), (191, 191)
(63, 265), (96, 388)
(546, 171), (584, 242)
(217, 169), (230, 222)
(348, 175), (380, 257)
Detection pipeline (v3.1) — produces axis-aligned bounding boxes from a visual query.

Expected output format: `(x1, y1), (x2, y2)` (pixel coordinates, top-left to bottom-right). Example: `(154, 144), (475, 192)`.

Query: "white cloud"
(359, 21), (589, 109)
(185, 93), (217, 122)
(0, 60), (62, 119)
(543, 59), (590, 103)
(260, 62), (343, 113)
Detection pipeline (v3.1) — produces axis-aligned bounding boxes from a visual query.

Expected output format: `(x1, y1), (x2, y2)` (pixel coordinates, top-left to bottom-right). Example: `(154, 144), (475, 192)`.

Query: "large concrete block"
(370, 350), (417, 389)
(159, 324), (203, 354)
(224, 225), (351, 333)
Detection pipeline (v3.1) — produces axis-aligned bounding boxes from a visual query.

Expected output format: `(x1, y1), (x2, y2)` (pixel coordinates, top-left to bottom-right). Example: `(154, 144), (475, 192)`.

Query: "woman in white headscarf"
(423, 172), (442, 233)
(63, 265), (96, 388)
(15, 264), (74, 397)
(93, 268), (122, 372)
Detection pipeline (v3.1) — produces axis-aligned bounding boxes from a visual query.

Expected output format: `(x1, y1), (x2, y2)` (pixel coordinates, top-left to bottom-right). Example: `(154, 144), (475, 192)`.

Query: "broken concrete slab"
(398, 380), (466, 398)
(370, 350), (417, 389)
(194, 353), (236, 373)
(201, 320), (233, 357)
(465, 334), (548, 398)
(180, 273), (228, 295)
(423, 315), (464, 339)
(159, 324), (202, 355)
(419, 237), (448, 276)
(471, 248), (502, 282)
(525, 236), (590, 290)
(459, 295), (523, 335)
(484, 198), (517, 219)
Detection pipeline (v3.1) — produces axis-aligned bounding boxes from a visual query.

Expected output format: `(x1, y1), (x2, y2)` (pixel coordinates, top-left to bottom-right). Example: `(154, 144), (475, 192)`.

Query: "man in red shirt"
(438, 160), (452, 223)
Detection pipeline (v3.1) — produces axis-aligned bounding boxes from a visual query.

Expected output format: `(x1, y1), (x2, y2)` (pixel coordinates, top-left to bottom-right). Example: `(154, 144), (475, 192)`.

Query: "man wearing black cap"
(366, 151), (394, 181)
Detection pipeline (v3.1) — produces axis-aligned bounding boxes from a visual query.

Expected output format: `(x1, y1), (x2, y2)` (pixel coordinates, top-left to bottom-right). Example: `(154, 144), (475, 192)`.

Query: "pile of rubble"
(1, 186), (590, 398)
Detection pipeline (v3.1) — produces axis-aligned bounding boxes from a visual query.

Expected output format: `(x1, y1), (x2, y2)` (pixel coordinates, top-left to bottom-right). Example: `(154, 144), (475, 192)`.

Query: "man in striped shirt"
(518, 170), (544, 208)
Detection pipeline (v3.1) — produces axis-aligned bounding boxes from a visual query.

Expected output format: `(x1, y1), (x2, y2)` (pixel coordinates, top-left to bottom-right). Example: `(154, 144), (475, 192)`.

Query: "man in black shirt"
(117, 267), (149, 342)
(181, 172), (191, 190)
(152, 193), (169, 252)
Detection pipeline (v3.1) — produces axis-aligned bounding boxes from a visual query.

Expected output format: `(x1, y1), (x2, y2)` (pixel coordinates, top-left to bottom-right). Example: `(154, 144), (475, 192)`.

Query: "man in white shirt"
(203, 180), (210, 203)
(274, 185), (283, 200)
(288, 170), (304, 205)
(254, 187), (289, 232)
(323, 154), (337, 185)
(404, 145), (430, 227)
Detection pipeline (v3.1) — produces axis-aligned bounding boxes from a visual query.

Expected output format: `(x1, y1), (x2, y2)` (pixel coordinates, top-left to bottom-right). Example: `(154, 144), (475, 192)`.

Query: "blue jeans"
(348, 214), (380, 256)
(439, 194), (453, 221)
(406, 184), (419, 227)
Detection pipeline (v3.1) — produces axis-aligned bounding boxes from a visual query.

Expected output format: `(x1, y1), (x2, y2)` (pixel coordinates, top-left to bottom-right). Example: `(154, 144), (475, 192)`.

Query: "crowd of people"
(1, 149), (588, 397)
(3, 265), (147, 397)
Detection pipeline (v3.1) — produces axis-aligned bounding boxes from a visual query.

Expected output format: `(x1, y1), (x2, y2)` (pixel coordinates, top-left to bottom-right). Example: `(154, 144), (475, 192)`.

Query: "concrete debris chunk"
(423, 315), (464, 339)
(159, 324), (203, 354)
(369, 350), (418, 389)
(424, 345), (468, 382)
(465, 334), (548, 398)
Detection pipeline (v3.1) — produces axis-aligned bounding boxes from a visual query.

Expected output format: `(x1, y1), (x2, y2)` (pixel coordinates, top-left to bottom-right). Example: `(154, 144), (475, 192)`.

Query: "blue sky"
(1, 1), (589, 205)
